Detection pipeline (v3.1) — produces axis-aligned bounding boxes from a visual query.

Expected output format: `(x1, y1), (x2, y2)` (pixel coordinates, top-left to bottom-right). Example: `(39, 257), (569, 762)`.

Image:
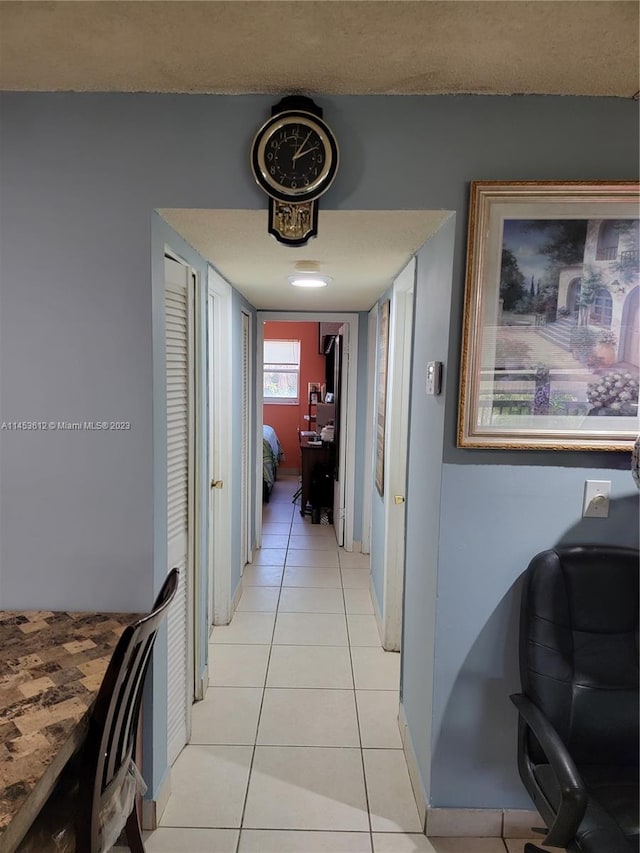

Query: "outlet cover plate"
(582, 480), (611, 518)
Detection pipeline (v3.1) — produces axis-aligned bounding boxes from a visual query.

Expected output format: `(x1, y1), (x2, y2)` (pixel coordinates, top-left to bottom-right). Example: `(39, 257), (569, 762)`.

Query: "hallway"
(134, 475), (540, 853)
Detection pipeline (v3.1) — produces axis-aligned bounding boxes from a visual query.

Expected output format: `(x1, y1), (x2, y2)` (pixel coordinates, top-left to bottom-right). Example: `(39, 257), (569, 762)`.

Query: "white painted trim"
(397, 706), (540, 841)
(382, 258), (415, 651)
(254, 321), (264, 549)
(256, 312), (359, 552)
(240, 310), (253, 568)
(196, 666), (209, 700)
(361, 306), (377, 555)
(231, 575), (243, 614)
(398, 701), (427, 830)
(208, 267), (233, 626)
(420, 807), (542, 838)
(503, 809), (544, 838)
(426, 807), (502, 837)
(142, 769), (172, 831)
(369, 573), (384, 645)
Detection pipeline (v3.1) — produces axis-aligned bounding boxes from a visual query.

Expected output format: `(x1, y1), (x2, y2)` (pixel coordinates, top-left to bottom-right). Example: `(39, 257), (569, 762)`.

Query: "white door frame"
(240, 310), (253, 567)
(207, 267), (233, 625)
(255, 312), (359, 552)
(333, 324), (349, 547)
(382, 258), (415, 650)
(361, 306), (378, 554)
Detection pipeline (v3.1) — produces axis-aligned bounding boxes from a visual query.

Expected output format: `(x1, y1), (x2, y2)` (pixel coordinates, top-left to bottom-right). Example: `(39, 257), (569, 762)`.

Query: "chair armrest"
(510, 693), (588, 847)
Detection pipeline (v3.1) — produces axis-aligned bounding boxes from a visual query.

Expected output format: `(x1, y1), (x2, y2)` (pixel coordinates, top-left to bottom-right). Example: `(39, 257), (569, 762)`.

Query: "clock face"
(251, 111), (339, 203)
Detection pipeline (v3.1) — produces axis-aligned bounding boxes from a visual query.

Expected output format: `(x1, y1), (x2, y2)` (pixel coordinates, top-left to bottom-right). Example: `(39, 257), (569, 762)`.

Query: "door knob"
(211, 479), (224, 489)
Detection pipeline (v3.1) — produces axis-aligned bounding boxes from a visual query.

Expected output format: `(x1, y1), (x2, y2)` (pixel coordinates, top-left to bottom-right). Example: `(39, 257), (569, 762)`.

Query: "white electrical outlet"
(582, 480), (611, 518)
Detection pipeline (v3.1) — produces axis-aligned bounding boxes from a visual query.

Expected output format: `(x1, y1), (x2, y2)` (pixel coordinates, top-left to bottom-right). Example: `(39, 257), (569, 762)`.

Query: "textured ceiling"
(0, 1), (638, 97)
(158, 210), (448, 310)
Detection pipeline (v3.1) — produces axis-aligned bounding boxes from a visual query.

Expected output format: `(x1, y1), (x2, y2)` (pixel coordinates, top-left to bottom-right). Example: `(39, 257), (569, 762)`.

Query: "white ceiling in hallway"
(157, 209), (449, 310)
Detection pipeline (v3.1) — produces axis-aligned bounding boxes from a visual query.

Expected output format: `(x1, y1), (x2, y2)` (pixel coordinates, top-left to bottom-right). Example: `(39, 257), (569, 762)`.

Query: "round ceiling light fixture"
(288, 260), (331, 288)
(288, 275), (331, 288)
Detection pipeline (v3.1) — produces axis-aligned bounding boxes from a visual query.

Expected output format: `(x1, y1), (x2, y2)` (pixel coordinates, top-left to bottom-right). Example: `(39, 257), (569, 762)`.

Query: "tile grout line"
(234, 495), (295, 853)
(341, 551), (375, 852)
(252, 481), (372, 848)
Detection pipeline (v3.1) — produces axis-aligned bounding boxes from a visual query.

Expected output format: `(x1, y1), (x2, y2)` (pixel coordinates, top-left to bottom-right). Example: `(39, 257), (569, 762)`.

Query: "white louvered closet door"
(165, 256), (194, 766)
(240, 312), (251, 568)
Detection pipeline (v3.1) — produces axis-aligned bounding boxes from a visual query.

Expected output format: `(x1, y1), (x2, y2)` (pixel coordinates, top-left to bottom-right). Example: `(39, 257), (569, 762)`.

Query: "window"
(263, 340), (300, 404)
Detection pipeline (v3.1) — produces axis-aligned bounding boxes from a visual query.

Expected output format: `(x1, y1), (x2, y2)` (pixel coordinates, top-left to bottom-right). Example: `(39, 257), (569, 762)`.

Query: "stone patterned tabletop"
(0, 609), (139, 852)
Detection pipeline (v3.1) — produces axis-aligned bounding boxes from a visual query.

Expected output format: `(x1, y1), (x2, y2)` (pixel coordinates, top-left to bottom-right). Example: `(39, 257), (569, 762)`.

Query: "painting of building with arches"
(458, 182), (640, 450)
(556, 219), (639, 369)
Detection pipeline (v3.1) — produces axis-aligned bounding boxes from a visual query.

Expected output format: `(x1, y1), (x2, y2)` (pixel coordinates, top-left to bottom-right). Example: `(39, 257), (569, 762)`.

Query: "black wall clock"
(250, 96), (339, 246)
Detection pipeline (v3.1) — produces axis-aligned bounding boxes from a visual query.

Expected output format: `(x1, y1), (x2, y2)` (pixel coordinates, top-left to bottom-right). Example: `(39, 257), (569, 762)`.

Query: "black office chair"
(19, 569), (179, 853)
(511, 546), (639, 853)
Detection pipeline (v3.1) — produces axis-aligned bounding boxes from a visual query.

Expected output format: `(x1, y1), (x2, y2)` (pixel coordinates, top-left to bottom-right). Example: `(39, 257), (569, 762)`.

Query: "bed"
(262, 424), (284, 502)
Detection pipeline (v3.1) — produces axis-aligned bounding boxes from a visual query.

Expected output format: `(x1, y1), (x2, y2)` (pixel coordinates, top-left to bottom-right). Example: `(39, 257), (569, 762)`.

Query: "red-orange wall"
(263, 321), (325, 468)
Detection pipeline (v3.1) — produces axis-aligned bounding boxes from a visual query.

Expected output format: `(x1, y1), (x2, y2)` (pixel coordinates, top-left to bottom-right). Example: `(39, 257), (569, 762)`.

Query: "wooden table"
(0, 610), (138, 853)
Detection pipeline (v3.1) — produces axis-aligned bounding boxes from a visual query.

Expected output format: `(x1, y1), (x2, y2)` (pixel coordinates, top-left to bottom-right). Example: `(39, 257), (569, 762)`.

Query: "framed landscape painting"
(458, 181), (640, 450)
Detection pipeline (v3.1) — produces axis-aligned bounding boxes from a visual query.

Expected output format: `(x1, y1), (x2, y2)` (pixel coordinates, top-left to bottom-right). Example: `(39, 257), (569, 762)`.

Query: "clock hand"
(292, 145), (319, 161)
(293, 131), (311, 159)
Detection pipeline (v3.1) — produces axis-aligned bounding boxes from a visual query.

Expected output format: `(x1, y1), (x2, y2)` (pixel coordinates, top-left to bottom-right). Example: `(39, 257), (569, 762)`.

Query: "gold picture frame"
(458, 181), (640, 450)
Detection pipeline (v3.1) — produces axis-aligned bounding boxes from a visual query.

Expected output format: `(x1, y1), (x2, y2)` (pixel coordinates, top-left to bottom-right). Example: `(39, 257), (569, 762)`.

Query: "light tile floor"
(133, 476), (550, 853)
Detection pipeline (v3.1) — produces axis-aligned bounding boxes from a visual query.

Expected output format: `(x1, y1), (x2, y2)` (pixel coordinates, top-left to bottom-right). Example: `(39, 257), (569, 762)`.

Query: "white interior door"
(382, 258), (415, 651)
(208, 267), (233, 626)
(165, 255), (194, 765)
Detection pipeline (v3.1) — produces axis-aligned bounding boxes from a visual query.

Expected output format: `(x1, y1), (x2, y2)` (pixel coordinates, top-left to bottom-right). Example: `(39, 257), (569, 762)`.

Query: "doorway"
(256, 313), (359, 553)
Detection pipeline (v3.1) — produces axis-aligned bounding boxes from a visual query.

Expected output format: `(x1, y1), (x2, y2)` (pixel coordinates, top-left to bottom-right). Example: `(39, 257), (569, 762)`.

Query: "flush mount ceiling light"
(288, 260), (331, 288)
(288, 274), (331, 288)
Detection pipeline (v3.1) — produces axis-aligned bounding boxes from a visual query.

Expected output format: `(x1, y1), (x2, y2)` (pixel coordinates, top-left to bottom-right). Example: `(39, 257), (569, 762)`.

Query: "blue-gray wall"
(401, 217), (456, 804)
(1, 92), (637, 809)
(432, 465), (639, 807)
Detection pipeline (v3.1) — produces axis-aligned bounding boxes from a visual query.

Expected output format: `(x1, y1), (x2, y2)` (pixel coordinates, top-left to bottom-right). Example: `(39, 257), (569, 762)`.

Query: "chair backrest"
(519, 546), (639, 767)
(79, 569), (179, 850)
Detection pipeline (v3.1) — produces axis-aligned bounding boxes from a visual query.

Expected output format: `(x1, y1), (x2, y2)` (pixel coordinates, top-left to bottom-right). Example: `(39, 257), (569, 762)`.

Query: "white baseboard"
(197, 666), (209, 698)
(142, 769), (171, 830)
(395, 701), (541, 840)
(351, 540), (362, 553)
(423, 807), (542, 838)
(398, 702), (428, 830)
(503, 809), (544, 837)
(231, 576), (243, 614)
(426, 807), (502, 837)
(369, 575), (384, 645)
